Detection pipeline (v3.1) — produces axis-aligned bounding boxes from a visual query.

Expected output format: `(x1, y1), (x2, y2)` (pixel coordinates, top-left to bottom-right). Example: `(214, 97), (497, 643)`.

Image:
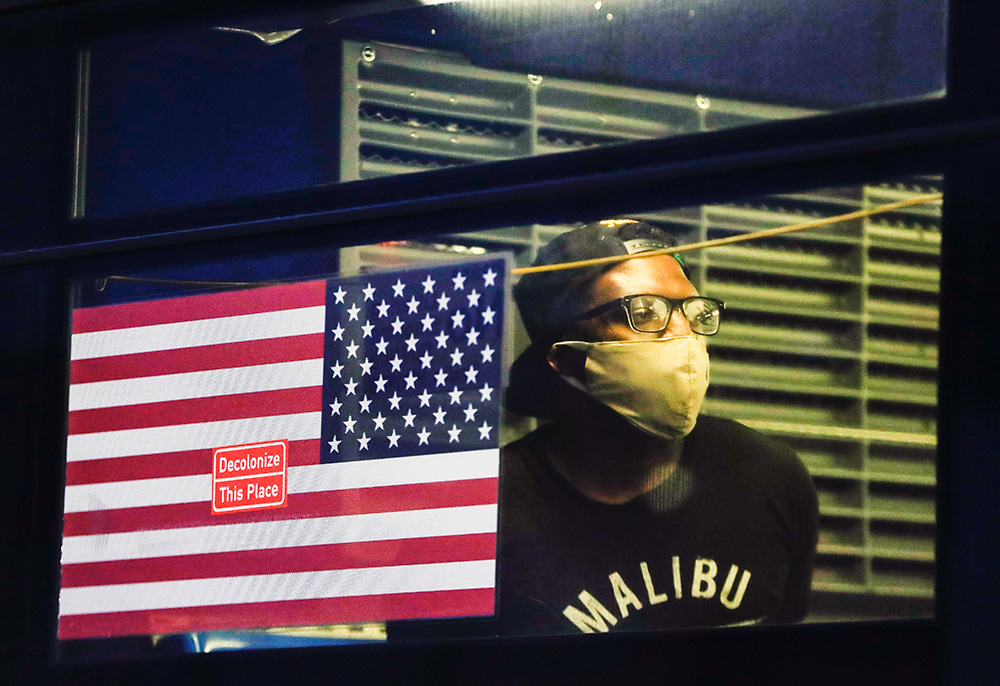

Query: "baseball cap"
(505, 219), (686, 417)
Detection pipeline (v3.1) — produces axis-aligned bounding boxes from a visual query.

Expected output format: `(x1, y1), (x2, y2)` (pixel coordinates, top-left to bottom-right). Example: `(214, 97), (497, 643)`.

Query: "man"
(497, 219), (818, 635)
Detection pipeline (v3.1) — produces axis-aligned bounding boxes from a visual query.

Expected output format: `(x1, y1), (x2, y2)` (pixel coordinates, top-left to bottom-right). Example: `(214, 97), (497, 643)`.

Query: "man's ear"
(547, 343), (587, 384)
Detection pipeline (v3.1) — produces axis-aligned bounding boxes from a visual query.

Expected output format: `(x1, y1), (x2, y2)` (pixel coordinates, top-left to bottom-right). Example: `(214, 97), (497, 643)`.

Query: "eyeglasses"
(573, 294), (726, 335)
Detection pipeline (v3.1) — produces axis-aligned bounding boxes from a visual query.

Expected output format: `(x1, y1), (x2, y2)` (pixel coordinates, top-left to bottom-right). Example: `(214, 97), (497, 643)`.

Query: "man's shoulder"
(693, 415), (794, 456)
(690, 415), (813, 485)
(501, 422), (555, 462)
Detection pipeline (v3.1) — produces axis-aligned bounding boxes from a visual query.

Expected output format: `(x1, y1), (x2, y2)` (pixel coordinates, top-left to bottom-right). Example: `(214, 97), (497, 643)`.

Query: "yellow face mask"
(549, 335), (710, 439)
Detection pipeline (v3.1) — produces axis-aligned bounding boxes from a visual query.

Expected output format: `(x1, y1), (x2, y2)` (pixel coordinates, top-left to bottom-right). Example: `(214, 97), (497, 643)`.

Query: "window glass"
(59, 175), (940, 660)
(77, 0), (946, 215)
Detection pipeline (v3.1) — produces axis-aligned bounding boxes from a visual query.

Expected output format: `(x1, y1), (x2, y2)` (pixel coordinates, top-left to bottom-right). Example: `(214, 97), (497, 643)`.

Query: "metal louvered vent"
(340, 40), (816, 182)
(340, 40), (938, 622)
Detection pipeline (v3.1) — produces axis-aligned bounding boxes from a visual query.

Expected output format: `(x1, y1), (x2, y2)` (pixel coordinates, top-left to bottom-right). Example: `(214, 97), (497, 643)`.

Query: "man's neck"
(545, 411), (684, 505)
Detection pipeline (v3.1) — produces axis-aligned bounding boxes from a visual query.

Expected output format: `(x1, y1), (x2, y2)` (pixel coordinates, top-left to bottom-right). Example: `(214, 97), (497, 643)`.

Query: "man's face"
(548, 254), (700, 383)
(566, 254), (700, 343)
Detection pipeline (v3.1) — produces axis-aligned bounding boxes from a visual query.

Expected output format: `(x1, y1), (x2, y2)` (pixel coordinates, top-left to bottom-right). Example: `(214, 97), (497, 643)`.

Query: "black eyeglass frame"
(572, 294), (727, 335)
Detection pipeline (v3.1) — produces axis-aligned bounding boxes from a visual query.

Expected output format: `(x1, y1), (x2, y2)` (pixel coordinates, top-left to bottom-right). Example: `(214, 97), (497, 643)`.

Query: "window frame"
(2, 0), (999, 683)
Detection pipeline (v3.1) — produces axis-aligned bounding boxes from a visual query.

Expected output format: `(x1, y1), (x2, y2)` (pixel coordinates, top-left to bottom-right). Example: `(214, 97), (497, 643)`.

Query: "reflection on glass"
(60, 177), (941, 659)
(364, 176), (941, 629)
(80, 0), (946, 214)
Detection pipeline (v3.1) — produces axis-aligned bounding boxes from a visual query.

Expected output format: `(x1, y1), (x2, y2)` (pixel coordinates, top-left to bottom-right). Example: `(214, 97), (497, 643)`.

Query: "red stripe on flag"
(60, 533), (496, 588)
(65, 440), (320, 486)
(68, 386), (322, 435)
(72, 280), (327, 334)
(62, 477), (498, 537)
(58, 588), (495, 639)
(70, 334), (325, 384)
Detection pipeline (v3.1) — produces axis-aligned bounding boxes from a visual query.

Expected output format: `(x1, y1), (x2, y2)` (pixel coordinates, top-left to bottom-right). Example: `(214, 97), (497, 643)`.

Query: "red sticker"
(212, 440), (288, 514)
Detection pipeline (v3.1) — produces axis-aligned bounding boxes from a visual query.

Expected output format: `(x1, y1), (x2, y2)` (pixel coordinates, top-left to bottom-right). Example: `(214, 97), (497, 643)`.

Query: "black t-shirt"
(496, 415), (819, 635)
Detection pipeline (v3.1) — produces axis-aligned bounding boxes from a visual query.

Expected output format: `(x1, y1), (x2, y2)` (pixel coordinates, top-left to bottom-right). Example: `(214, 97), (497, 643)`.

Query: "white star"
(452, 272), (466, 290)
(465, 366), (479, 384)
(390, 355), (403, 372)
(358, 432), (371, 451)
(329, 399), (342, 416)
(387, 430), (401, 448)
(420, 351), (433, 369)
(483, 307), (496, 325)
(347, 303), (361, 321)
(478, 421), (492, 440)
(450, 348), (464, 366)
(463, 403), (478, 422)
(328, 436), (341, 453)
(373, 412), (387, 431)
(333, 286), (347, 304)
(466, 328), (480, 346)
(344, 416), (357, 433)
(391, 317), (405, 335)
(403, 409), (416, 427)
(344, 378), (358, 395)
(375, 337), (389, 355)
(467, 289), (481, 308)
(405, 334), (419, 351)
(361, 321), (374, 338)
(376, 299), (390, 318)
(404, 371), (418, 389)
(434, 368), (448, 387)
(331, 323), (345, 341)
(433, 406), (447, 424)
(345, 340), (359, 358)
(448, 424), (462, 442)
(480, 345), (495, 363)
(407, 296), (420, 314)
(375, 375), (388, 393)
(448, 386), (463, 405)
(435, 331), (450, 349)
(422, 275), (436, 293)
(418, 389), (432, 407)
(417, 426), (431, 445)
(484, 268), (497, 287)
(330, 360), (344, 378)
(359, 358), (373, 376)
(451, 310), (465, 329)
(362, 283), (376, 301)
(392, 279), (406, 298)
(388, 392), (402, 410)
(479, 384), (494, 402)
(437, 293), (451, 311)
(359, 395), (373, 413)
(421, 313), (434, 332)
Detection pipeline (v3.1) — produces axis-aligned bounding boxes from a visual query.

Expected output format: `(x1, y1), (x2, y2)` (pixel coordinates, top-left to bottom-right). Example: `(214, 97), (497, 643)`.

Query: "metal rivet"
(696, 94), (711, 110)
(361, 45), (376, 63)
(528, 74), (543, 86)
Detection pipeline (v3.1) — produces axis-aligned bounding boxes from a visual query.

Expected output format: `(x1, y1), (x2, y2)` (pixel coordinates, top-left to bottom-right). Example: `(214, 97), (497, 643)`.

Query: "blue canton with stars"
(321, 257), (506, 463)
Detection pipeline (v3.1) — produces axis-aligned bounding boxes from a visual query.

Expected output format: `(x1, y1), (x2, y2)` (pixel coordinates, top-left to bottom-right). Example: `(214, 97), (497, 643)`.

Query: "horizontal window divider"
(8, 110), (997, 267)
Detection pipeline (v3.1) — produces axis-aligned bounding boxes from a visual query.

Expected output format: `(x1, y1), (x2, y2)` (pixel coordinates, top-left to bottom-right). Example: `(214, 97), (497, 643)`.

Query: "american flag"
(59, 257), (506, 640)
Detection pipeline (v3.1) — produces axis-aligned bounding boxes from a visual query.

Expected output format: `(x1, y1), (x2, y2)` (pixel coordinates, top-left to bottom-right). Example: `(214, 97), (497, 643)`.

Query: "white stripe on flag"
(64, 473), (209, 513)
(63, 450), (500, 513)
(70, 306), (327, 360)
(59, 559), (496, 616)
(61, 504), (498, 564)
(68, 358), (324, 411)
(65, 411), (322, 462)
(291, 449), (500, 493)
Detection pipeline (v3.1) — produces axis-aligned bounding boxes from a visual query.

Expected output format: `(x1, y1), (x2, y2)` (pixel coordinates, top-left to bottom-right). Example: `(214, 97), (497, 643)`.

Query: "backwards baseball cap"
(506, 219), (687, 417)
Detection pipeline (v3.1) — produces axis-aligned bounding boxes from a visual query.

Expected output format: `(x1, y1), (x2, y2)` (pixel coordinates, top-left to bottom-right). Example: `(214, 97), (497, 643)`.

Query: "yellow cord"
(511, 192), (943, 276)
